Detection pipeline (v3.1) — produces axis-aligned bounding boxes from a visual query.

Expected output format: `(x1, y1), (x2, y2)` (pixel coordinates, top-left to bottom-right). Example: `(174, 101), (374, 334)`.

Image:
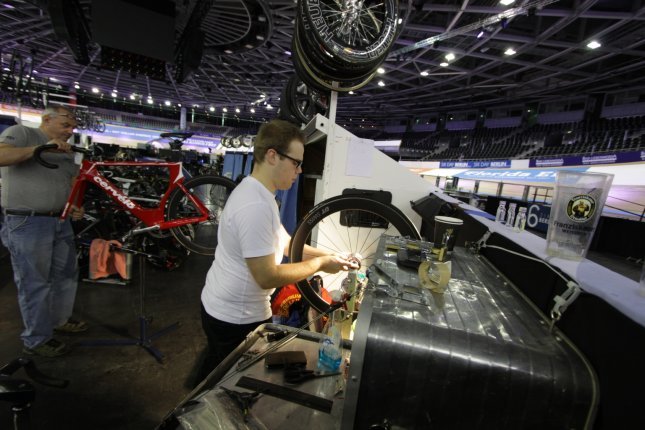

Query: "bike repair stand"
(78, 246), (179, 363)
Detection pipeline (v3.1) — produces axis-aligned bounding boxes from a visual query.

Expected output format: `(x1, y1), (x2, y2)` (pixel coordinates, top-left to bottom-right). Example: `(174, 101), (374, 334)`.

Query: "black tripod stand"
(78, 247), (179, 363)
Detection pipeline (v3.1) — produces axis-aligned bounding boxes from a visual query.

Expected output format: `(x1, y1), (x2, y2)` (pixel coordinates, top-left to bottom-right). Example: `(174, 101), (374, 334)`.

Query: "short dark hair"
(253, 119), (305, 163)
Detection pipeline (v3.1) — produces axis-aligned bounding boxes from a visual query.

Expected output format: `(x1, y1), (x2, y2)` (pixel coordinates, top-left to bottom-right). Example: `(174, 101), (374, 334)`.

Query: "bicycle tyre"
(300, 0), (400, 66)
(166, 175), (236, 255)
(289, 195), (420, 313)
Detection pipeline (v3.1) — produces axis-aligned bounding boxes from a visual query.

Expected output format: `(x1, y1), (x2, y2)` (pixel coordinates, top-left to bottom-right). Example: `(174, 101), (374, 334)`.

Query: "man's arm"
(246, 253), (356, 290)
(0, 143), (36, 167)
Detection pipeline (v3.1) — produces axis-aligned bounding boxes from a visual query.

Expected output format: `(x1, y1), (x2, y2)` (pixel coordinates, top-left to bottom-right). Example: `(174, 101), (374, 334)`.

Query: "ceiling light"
(147, 97), (153, 104)
(499, 0), (515, 5)
(377, 80), (385, 87)
(445, 53), (455, 61)
(235, 108), (240, 113)
(91, 87), (99, 93)
(130, 93), (136, 100)
(420, 71), (429, 76)
(587, 40), (601, 49)
(224, 49), (233, 54)
(477, 30), (485, 39)
(348, 91), (355, 94)
(223, 107), (228, 112)
(377, 67), (385, 74)
(177, 103), (182, 107)
(209, 106), (215, 112)
(504, 47), (516, 56)
(74, 84), (80, 89)
(440, 62), (449, 67)
(284, 50), (291, 56)
(112, 89), (117, 93)
(250, 108), (255, 113)
(111, 92), (117, 98)
(397, 18), (402, 24)
(165, 100), (171, 106)
(266, 104), (273, 110)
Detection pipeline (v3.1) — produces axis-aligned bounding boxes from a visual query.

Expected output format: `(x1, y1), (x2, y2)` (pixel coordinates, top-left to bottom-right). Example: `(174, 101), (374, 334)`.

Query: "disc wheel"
(166, 175), (236, 255)
(289, 195), (420, 313)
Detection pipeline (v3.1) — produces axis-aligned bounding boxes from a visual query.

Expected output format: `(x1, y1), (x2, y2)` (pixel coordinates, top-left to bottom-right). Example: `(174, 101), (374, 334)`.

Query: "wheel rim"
(289, 196), (420, 313)
(169, 177), (235, 255)
(300, 0), (399, 64)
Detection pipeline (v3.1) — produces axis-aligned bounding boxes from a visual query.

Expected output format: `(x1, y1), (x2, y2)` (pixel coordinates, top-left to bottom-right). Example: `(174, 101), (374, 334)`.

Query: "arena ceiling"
(0, 0), (644, 128)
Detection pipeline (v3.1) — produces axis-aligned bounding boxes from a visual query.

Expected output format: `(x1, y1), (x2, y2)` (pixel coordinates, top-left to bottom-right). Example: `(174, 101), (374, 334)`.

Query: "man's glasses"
(274, 149), (303, 169)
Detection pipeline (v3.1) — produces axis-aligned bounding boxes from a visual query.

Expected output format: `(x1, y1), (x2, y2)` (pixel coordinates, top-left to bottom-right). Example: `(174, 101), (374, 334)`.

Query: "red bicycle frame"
(61, 159), (211, 230)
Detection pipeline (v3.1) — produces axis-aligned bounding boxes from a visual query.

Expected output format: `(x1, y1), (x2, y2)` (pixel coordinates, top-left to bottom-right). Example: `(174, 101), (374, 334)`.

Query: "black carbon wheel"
(166, 175), (236, 255)
(289, 195), (420, 313)
(299, 0), (400, 66)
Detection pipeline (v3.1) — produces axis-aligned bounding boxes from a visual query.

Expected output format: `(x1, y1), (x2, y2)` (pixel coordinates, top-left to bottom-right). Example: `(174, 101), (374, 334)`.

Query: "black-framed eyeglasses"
(274, 149), (303, 169)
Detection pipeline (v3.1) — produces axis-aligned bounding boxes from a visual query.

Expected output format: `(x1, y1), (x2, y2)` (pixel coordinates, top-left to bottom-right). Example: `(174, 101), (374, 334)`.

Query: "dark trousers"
(196, 304), (270, 384)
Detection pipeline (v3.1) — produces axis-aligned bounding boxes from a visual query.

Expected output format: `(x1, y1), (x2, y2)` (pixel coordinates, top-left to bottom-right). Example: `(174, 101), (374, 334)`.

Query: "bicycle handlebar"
(33, 144), (93, 169)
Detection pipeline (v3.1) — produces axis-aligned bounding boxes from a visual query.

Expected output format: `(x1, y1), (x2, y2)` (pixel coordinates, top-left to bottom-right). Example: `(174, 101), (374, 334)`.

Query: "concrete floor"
(0, 252), (214, 430)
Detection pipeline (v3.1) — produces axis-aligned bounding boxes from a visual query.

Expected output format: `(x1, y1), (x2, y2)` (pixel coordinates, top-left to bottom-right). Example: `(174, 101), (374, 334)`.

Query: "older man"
(0, 105), (86, 357)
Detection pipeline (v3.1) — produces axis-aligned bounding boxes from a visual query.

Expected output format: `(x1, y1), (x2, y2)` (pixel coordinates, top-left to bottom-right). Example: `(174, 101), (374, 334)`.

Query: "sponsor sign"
(530, 150), (644, 167)
(440, 160), (511, 168)
(454, 168), (588, 183)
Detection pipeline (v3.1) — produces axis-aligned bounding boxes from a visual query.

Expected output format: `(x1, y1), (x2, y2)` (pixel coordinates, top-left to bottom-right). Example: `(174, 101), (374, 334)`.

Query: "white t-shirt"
(201, 176), (290, 324)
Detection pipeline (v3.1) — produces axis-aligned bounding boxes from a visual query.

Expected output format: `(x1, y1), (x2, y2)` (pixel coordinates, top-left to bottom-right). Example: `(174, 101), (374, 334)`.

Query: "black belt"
(4, 209), (63, 217)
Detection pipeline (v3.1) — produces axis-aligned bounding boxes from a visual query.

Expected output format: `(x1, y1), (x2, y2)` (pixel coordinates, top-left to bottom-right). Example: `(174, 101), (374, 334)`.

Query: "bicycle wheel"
(289, 196), (420, 313)
(166, 175), (236, 255)
(300, 0), (400, 66)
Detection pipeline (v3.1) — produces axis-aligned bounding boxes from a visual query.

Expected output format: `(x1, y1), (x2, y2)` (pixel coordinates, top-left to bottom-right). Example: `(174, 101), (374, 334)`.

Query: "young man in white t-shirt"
(197, 119), (357, 382)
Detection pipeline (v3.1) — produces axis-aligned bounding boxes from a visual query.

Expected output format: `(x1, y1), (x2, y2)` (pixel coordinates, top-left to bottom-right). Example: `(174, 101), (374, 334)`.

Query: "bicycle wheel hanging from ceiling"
(291, 0), (402, 92)
(279, 74), (330, 125)
(289, 195), (420, 313)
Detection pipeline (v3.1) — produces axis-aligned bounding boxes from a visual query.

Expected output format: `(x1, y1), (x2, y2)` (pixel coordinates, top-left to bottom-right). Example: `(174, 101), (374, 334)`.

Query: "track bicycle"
(33, 133), (236, 256)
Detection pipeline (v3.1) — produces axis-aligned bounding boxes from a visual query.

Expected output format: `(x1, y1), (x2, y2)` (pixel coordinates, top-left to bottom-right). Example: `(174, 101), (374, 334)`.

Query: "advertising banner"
(529, 150), (645, 167)
(439, 160), (511, 168)
(455, 168), (588, 183)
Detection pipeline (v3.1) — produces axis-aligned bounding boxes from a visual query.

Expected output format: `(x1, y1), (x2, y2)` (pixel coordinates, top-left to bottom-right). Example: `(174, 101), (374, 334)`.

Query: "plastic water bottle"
(317, 310), (342, 372)
(514, 207), (527, 232)
(495, 201), (507, 224)
(506, 203), (517, 228)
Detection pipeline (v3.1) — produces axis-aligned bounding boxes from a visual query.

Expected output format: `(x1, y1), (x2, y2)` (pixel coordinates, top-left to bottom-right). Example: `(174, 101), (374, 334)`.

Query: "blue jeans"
(1, 215), (78, 348)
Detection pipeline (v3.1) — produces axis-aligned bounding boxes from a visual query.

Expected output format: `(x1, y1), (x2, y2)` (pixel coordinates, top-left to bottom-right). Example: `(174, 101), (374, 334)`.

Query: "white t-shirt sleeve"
(235, 200), (276, 259)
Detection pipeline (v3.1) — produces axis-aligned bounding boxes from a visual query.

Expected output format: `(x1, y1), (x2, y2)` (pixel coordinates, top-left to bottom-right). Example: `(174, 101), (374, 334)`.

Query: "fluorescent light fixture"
(74, 84), (80, 89)
(91, 87), (99, 93)
(440, 62), (449, 67)
(587, 40), (601, 49)
(147, 97), (153, 104)
(504, 47), (516, 55)
(377, 80), (385, 87)
(377, 67), (385, 74)
(222, 107), (228, 112)
(165, 100), (172, 106)
(209, 106), (215, 112)
(477, 30), (485, 39)
(235, 108), (240, 113)
(500, 0), (515, 5)
(250, 108), (255, 113)
(284, 50), (291, 56)
(111, 92), (117, 98)
(348, 90), (355, 94)
(130, 94), (136, 100)
(420, 71), (429, 76)
(445, 52), (455, 61)
(266, 104), (273, 109)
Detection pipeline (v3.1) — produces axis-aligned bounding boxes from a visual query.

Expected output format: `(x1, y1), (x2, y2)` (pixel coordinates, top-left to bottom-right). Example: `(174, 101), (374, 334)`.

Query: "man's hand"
(319, 255), (360, 274)
(48, 138), (72, 152)
(70, 205), (84, 221)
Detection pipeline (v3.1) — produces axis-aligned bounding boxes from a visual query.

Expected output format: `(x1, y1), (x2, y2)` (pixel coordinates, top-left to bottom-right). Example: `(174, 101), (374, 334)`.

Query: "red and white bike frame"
(61, 159), (211, 229)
